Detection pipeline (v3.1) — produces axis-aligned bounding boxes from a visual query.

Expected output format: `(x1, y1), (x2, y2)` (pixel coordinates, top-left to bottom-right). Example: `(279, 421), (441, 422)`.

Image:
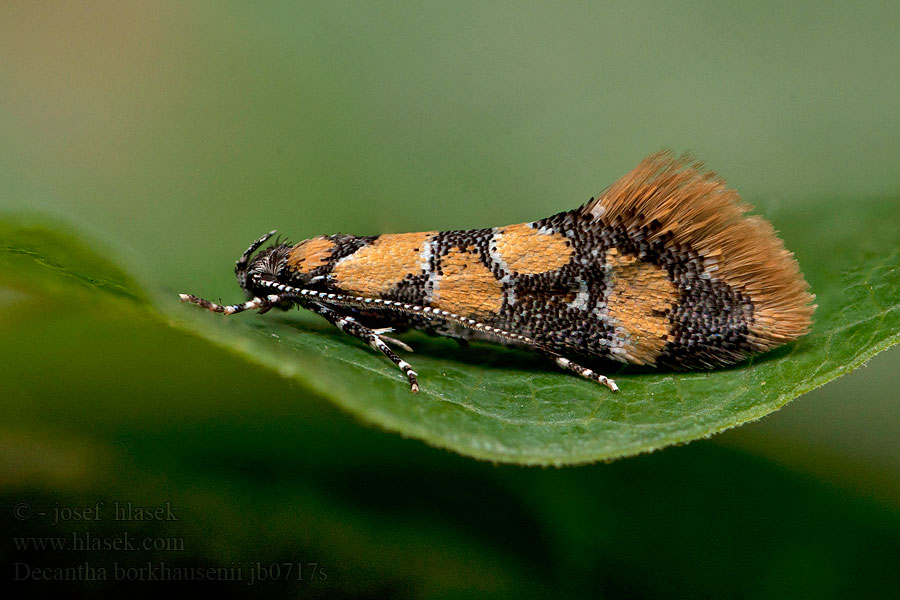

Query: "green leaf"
(2, 200), (898, 465)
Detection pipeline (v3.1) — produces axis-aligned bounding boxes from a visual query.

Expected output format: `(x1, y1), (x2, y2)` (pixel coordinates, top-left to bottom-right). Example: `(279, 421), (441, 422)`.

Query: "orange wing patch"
(331, 231), (435, 297)
(288, 236), (337, 273)
(432, 246), (504, 318)
(494, 222), (573, 275)
(605, 249), (678, 364)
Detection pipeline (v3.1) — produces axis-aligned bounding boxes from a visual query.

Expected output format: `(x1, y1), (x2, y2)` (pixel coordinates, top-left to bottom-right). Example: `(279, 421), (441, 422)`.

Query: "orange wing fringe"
(584, 151), (815, 351)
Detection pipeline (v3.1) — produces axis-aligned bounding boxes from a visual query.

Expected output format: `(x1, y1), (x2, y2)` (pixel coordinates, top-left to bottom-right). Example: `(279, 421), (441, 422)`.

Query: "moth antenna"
(235, 229), (278, 288)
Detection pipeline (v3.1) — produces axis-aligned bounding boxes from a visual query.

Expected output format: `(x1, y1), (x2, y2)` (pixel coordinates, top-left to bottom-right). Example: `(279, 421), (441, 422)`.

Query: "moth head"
(240, 244), (292, 294)
(233, 230), (293, 299)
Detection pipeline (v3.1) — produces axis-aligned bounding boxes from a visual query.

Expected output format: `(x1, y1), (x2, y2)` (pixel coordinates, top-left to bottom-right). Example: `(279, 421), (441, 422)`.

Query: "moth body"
(181, 152), (815, 392)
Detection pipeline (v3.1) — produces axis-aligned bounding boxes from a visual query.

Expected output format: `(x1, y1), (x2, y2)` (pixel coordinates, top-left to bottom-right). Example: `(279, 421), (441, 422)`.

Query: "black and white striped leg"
(547, 352), (618, 392)
(308, 303), (420, 393)
(256, 282), (621, 392)
(179, 293), (281, 315)
(371, 328), (414, 353)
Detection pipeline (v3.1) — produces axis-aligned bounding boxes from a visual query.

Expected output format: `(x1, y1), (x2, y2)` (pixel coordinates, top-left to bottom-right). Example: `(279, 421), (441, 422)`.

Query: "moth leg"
(309, 303), (420, 393)
(544, 351), (619, 392)
(272, 285), (620, 392)
(371, 328), (414, 353)
(179, 293), (282, 315)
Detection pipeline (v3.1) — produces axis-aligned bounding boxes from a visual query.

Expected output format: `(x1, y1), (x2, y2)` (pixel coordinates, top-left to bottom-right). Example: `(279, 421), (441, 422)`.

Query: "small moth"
(181, 152), (814, 392)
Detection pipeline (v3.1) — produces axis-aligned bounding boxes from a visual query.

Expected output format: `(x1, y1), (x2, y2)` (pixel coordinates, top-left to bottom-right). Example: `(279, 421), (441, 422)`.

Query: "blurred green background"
(2, 1), (899, 597)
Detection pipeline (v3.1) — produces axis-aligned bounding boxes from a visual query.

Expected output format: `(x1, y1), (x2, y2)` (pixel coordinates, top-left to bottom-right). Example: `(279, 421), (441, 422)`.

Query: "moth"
(181, 152), (814, 392)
